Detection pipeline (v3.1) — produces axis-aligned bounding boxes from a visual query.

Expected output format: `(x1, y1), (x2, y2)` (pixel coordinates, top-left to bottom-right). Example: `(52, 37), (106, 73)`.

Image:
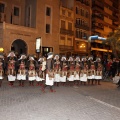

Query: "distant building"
(59, 0), (74, 56)
(74, 0), (92, 56)
(91, 0), (120, 57)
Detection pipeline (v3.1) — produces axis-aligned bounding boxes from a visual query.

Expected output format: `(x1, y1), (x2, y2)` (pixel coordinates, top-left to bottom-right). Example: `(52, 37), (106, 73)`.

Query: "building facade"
(0, 0), (120, 57)
(74, 0), (92, 55)
(59, 0), (74, 56)
(0, 0), (60, 57)
(91, 0), (120, 57)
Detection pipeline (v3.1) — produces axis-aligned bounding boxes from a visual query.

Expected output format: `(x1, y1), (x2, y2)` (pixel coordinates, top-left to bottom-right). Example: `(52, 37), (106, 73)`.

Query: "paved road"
(0, 79), (120, 120)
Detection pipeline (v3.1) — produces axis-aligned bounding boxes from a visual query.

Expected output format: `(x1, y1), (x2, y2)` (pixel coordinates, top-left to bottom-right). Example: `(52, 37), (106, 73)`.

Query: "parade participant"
(87, 55), (94, 69)
(17, 54), (27, 87)
(89, 61), (96, 85)
(36, 56), (46, 86)
(59, 55), (68, 86)
(81, 56), (87, 69)
(74, 56), (81, 86)
(41, 52), (55, 92)
(67, 56), (75, 86)
(53, 54), (61, 87)
(95, 62), (102, 85)
(87, 56), (95, 85)
(80, 63), (88, 85)
(0, 54), (4, 87)
(27, 55), (37, 86)
(7, 51), (17, 86)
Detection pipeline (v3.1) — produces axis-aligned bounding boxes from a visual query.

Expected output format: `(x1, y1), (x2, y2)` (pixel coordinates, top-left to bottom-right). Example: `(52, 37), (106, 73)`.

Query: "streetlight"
(0, 48), (4, 53)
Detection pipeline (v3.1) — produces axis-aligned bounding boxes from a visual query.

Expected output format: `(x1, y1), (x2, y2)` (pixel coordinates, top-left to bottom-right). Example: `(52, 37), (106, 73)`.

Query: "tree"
(103, 27), (120, 58)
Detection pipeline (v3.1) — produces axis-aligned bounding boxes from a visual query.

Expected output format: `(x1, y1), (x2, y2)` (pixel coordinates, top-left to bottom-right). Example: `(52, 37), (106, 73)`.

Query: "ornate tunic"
(53, 60), (61, 82)
(28, 61), (36, 81)
(67, 62), (75, 81)
(7, 59), (16, 81)
(80, 65), (88, 82)
(17, 61), (26, 80)
(36, 60), (46, 81)
(74, 62), (81, 80)
(95, 63), (102, 80)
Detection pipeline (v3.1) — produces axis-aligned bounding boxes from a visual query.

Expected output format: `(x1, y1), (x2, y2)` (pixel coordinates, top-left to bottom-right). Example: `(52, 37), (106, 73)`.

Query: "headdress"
(47, 52), (53, 59)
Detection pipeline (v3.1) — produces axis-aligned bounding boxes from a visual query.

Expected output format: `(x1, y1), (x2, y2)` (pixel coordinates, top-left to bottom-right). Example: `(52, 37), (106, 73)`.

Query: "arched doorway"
(11, 39), (27, 55)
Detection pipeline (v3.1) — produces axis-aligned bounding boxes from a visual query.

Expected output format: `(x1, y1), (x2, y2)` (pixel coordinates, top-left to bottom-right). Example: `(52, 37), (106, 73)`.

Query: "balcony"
(60, 28), (74, 36)
(92, 14), (104, 20)
(92, 25), (104, 30)
(92, 1), (104, 10)
(76, 0), (90, 6)
(75, 24), (90, 31)
(59, 45), (74, 51)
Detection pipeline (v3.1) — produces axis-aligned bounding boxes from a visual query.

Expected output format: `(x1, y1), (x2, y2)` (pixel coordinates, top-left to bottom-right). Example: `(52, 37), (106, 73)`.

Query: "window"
(14, 7), (19, 16)
(46, 24), (50, 33)
(68, 38), (72, 41)
(80, 30), (82, 38)
(61, 20), (65, 29)
(68, 22), (72, 30)
(60, 36), (65, 40)
(82, 9), (84, 16)
(62, 9), (65, 15)
(86, 11), (89, 18)
(76, 18), (79, 24)
(76, 29), (79, 38)
(76, 7), (78, 14)
(46, 7), (51, 16)
(0, 3), (5, 13)
(68, 12), (71, 17)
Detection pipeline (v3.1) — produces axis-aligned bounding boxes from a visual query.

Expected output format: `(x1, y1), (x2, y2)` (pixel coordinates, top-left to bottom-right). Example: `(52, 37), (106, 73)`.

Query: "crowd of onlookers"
(101, 57), (120, 87)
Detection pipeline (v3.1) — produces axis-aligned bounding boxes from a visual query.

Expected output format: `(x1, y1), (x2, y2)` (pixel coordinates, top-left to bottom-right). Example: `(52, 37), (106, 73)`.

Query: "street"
(0, 79), (120, 120)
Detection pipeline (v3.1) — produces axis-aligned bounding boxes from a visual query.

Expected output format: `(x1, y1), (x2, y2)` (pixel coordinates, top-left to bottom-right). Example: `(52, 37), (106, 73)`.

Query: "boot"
(0, 81), (2, 87)
(19, 81), (22, 86)
(29, 81), (31, 86)
(22, 81), (24, 87)
(32, 81), (34, 86)
(91, 80), (94, 85)
(36, 82), (39, 86)
(98, 80), (101, 85)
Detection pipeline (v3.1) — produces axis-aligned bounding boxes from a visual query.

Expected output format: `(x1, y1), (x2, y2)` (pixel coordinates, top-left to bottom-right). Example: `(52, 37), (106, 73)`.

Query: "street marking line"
(88, 96), (120, 111)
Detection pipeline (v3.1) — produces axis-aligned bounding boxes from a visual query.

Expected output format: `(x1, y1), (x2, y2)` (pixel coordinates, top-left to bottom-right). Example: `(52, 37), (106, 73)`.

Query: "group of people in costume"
(0, 51), (103, 92)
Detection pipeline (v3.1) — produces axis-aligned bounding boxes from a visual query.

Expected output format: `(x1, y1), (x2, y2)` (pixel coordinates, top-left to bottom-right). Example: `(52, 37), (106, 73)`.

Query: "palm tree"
(103, 27), (120, 58)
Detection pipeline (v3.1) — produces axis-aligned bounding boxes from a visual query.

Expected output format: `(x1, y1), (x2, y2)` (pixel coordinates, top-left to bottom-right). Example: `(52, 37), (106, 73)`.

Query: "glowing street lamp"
(0, 48), (4, 53)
